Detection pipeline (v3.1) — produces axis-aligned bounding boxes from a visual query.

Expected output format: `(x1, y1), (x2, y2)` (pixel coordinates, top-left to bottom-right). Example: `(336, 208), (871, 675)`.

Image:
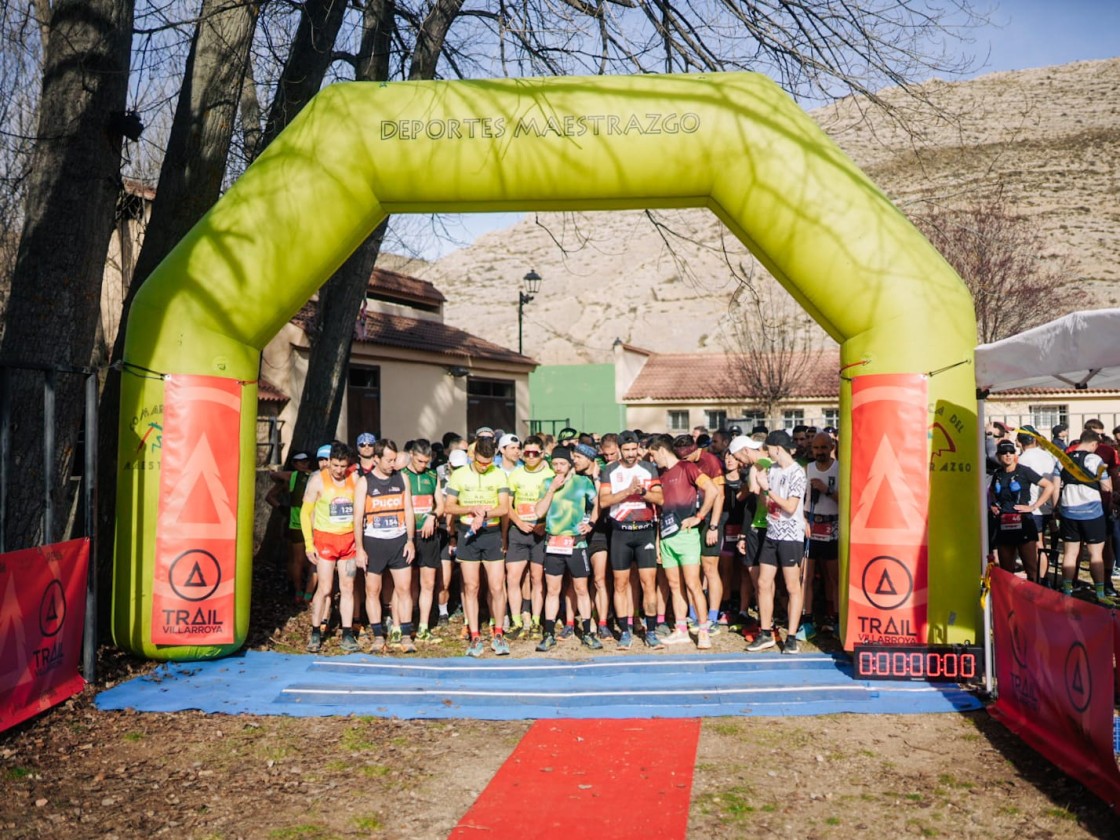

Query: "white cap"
(498, 434), (521, 449)
(448, 450), (470, 468)
(728, 435), (762, 454)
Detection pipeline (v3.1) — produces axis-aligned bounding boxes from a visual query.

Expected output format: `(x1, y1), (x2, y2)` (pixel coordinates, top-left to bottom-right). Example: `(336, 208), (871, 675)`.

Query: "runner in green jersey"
(403, 440), (445, 642)
(533, 446), (599, 651)
(505, 435), (554, 639)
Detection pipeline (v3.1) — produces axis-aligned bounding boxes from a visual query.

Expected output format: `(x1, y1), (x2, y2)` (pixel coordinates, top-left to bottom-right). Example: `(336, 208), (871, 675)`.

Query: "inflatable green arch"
(112, 73), (980, 660)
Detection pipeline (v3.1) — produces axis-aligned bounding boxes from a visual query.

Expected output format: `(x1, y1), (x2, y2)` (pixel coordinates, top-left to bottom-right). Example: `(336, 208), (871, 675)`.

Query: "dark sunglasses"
(523, 449), (542, 456)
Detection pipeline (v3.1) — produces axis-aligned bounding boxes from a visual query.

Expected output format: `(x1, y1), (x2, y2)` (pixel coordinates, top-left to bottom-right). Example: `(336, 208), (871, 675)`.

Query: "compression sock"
(708, 609), (719, 625)
(656, 613), (666, 626)
(371, 622), (385, 638)
(645, 616), (657, 634)
(582, 618), (592, 636)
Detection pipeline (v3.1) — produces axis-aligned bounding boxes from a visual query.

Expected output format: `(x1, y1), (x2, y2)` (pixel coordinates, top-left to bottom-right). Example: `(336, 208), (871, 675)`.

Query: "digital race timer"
(853, 645), (983, 682)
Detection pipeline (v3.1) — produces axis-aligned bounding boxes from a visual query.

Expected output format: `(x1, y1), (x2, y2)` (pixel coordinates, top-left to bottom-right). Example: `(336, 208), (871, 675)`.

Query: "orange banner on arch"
(151, 375), (241, 645)
(845, 374), (929, 650)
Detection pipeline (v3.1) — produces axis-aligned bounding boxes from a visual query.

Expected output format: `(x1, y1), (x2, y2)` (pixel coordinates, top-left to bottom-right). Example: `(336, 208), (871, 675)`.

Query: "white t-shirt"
(1017, 447), (1058, 514)
(766, 462), (807, 541)
(805, 459), (839, 517)
(1060, 451), (1106, 519)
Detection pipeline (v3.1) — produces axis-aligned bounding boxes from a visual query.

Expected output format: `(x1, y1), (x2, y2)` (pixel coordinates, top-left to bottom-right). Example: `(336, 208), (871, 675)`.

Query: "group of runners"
(985, 418), (1119, 605)
(272, 422), (842, 657)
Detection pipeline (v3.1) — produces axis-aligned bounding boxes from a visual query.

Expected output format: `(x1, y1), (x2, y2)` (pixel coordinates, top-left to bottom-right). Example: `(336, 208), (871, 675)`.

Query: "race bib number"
(810, 517), (837, 542)
(328, 497), (353, 524)
(412, 494), (433, 516)
(660, 512), (680, 538)
(371, 514), (401, 530)
(517, 501), (539, 522)
(999, 513), (1022, 532)
(547, 535), (575, 555)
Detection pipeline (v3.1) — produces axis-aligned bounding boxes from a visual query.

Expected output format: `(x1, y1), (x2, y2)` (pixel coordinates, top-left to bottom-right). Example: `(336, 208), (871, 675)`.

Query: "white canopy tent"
(972, 308), (1120, 691)
(975, 308), (1120, 393)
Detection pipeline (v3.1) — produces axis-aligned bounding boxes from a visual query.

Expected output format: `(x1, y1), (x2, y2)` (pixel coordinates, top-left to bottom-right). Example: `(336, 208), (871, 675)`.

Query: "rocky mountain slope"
(387, 58), (1120, 365)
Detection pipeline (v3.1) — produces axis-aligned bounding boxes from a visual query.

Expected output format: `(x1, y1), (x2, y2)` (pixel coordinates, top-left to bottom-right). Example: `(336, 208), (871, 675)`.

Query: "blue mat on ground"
(95, 650), (982, 720)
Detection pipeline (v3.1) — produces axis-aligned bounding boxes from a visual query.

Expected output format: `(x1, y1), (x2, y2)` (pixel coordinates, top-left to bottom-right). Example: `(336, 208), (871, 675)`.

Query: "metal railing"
(0, 362), (98, 679)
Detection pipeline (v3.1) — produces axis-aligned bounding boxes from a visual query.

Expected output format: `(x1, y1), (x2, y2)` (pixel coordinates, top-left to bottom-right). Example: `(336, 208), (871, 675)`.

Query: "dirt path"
(3, 577), (1116, 838)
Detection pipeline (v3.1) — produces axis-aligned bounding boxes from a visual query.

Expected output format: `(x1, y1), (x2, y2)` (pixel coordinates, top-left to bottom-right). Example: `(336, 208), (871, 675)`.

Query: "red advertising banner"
(152, 374), (241, 645)
(845, 374), (929, 648)
(0, 539), (89, 732)
(989, 568), (1120, 810)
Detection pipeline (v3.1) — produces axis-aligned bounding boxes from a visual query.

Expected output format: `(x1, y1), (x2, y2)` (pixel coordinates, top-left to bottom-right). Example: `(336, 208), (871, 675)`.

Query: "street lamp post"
(518, 269), (542, 355)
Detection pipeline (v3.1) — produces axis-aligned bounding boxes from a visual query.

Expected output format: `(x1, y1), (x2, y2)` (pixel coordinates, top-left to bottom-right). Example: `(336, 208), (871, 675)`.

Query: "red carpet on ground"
(451, 718), (701, 837)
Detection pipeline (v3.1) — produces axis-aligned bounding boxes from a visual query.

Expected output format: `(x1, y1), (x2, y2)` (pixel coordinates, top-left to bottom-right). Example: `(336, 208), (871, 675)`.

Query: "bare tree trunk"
(95, 0), (259, 625)
(128, 0), (260, 292)
(285, 0), (462, 453)
(0, 0), (133, 549)
(256, 0), (349, 158)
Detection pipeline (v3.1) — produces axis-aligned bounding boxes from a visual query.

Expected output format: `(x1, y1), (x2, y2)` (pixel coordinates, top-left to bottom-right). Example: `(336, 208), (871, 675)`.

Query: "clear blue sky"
(965, 0), (1120, 76)
(416, 2), (1120, 260)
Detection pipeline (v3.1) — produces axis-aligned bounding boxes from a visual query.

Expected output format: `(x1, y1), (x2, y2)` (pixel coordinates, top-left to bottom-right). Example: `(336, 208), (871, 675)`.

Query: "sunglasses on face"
(523, 449), (542, 456)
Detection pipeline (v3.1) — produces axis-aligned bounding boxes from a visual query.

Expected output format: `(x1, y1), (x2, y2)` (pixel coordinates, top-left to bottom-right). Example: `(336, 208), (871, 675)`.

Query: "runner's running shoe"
(399, 634), (416, 654)
(466, 637), (485, 658)
(536, 634), (557, 652)
(557, 624), (575, 642)
(389, 628), (403, 649)
(528, 623), (543, 641)
(643, 631), (665, 650)
(696, 629), (712, 650)
(339, 629), (359, 652)
(746, 630), (777, 652)
(782, 636), (801, 655)
(663, 629), (692, 645)
(597, 624), (613, 641)
(307, 629), (322, 653)
(370, 635), (387, 653)
(506, 624), (524, 641)
(582, 633), (604, 650)
(617, 630), (633, 650)
(655, 623), (672, 639)
(795, 620), (817, 642)
(415, 628), (436, 643)
(491, 635), (511, 656)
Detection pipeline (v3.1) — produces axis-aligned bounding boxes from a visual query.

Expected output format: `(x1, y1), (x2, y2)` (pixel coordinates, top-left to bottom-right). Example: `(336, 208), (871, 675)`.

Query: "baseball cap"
(498, 434), (521, 449)
(556, 427), (579, 442)
(728, 435), (762, 454)
(750, 425), (769, 436)
(551, 445), (573, 464)
(1018, 425), (1040, 437)
(996, 440), (1017, 455)
(292, 452), (310, 461)
(728, 425), (743, 437)
(618, 430), (640, 445)
(448, 450), (470, 468)
(356, 432), (376, 446)
(764, 430), (795, 452)
(475, 426), (495, 438)
(316, 444), (331, 460)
